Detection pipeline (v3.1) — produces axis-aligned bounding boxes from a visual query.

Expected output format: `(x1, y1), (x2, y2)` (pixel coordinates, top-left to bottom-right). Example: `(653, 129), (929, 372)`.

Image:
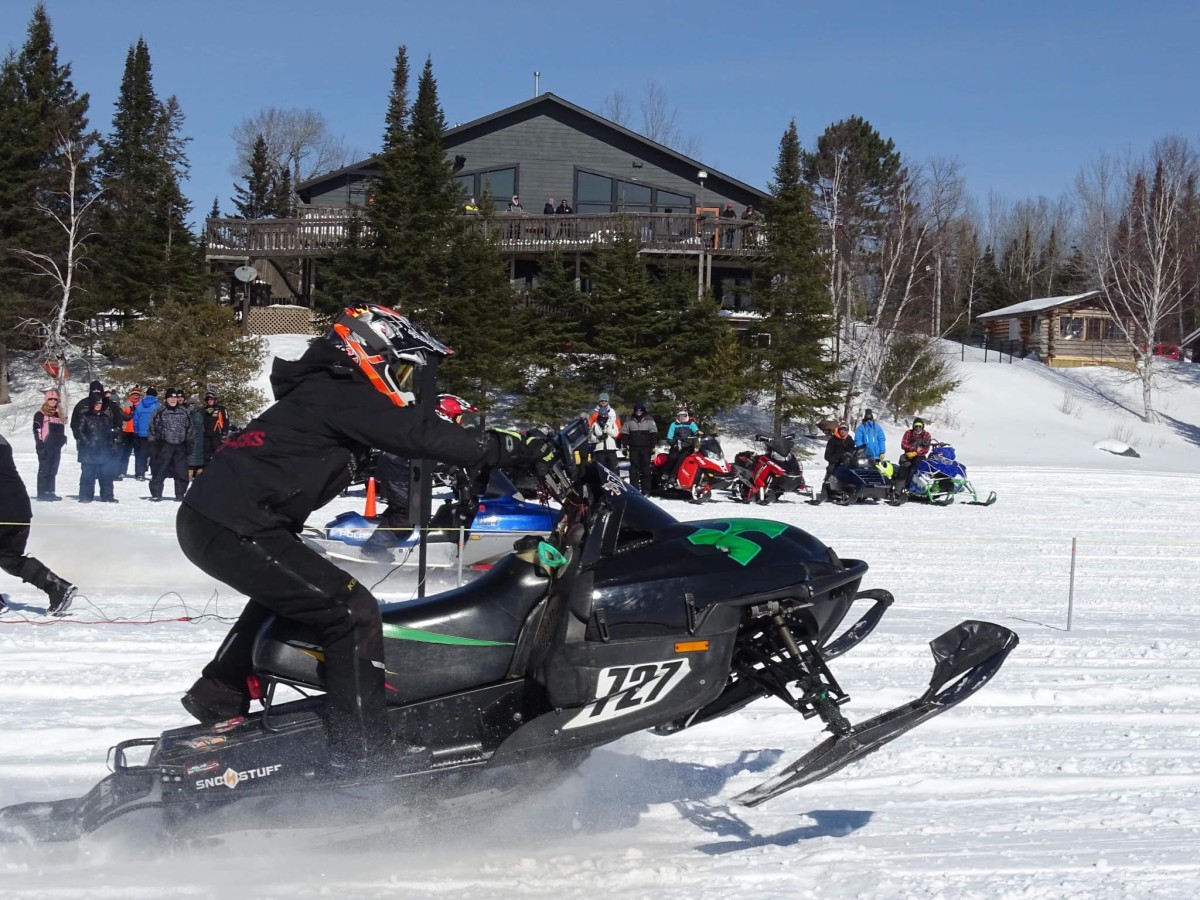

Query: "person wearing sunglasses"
(894, 416), (932, 491)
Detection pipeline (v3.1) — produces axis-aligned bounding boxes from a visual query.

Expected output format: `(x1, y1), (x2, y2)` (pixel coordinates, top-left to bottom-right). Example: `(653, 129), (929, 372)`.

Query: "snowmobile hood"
(270, 341), (359, 402)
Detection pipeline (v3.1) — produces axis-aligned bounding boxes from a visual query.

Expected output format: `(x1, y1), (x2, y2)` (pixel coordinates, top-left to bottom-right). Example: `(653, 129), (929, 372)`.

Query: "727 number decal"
(564, 659), (691, 730)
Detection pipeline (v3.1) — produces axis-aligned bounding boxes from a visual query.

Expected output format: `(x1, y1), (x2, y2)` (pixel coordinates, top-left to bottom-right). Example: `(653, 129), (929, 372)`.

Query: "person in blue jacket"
(130, 387), (159, 481)
(854, 408), (886, 461)
(663, 406), (700, 486)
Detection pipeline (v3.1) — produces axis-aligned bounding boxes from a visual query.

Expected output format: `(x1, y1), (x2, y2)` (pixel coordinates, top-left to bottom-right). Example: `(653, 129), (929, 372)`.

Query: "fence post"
(1067, 537), (1077, 631)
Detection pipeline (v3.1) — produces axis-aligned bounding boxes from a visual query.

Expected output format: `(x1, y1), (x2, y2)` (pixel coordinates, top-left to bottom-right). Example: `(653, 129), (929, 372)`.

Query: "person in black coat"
(77, 395), (117, 503)
(200, 390), (230, 464)
(621, 403), (658, 494)
(69, 379), (104, 444)
(32, 388), (68, 501)
(176, 304), (550, 771)
(823, 422), (856, 476)
(0, 435), (76, 615)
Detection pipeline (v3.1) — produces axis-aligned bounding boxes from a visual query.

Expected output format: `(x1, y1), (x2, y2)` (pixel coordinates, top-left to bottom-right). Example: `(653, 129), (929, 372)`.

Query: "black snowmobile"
(814, 445), (906, 506)
(0, 418), (1018, 842)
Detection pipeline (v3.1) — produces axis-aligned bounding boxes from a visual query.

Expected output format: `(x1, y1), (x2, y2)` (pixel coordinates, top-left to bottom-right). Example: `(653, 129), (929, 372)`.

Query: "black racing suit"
(178, 339), (506, 765)
(0, 436), (74, 608)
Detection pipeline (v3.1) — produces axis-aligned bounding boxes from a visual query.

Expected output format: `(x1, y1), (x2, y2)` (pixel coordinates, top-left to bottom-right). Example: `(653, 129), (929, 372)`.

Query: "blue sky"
(5, 0), (1198, 225)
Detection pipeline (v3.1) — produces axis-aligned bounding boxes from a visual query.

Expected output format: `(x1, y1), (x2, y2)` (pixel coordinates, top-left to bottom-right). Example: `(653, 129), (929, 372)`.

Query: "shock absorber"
(771, 613), (852, 738)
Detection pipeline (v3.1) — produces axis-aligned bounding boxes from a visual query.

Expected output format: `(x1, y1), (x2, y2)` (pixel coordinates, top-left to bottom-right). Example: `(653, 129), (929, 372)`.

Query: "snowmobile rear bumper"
(0, 739), (162, 843)
(734, 620), (1018, 806)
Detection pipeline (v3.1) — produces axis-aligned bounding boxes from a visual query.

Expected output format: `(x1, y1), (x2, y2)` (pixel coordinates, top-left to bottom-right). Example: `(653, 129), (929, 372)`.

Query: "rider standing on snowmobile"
(854, 409), (886, 461)
(0, 435), (76, 616)
(823, 422), (856, 476)
(176, 304), (550, 771)
(663, 406), (699, 486)
(893, 416), (932, 490)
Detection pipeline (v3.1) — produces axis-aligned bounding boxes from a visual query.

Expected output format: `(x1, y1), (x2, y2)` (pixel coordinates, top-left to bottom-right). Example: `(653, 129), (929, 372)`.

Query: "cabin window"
(576, 171), (613, 215)
(1086, 318), (1117, 341)
(617, 182), (652, 212)
(1059, 316), (1084, 340)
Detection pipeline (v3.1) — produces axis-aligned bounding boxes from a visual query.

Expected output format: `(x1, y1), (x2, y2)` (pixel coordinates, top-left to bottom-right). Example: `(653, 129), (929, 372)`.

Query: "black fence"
(960, 333), (1019, 363)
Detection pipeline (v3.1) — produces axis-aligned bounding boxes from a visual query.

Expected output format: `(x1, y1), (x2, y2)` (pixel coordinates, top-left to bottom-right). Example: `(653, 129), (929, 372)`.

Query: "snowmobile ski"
(734, 620), (1018, 807)
(967, 490), (998, 507)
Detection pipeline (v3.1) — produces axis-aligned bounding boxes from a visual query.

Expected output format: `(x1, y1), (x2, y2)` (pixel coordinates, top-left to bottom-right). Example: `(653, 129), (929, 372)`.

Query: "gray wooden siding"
(305, 107), (762, 213)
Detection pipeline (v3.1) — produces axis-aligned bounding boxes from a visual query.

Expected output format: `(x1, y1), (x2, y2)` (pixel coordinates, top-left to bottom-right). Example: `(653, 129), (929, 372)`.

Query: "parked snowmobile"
(0, 418), (1017, 842)
(649, 434), (733, 502)
(814, 445), (905, 506)
(904, 443), (996, 506)
(729, 434), (811, 504)
(304, 469), (560, 568)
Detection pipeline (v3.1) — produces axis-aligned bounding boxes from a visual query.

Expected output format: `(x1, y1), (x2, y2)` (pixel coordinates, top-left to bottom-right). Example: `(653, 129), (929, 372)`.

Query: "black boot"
(19, 558), (76, 616)
(181, 676), (251, 725)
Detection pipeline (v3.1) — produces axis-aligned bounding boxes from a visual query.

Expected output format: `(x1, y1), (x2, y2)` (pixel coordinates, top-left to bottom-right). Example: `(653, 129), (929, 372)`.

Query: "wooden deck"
(205, 210), (767, 260)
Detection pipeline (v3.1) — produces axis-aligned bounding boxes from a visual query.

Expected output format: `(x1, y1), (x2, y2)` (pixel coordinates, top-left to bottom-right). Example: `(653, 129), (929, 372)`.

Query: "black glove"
(488, 429), (558, 475)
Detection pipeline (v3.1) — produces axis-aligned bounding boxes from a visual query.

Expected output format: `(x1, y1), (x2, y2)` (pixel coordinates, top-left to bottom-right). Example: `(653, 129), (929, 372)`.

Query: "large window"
(456, 166), (518, 203)
(573, 168), (695, 214)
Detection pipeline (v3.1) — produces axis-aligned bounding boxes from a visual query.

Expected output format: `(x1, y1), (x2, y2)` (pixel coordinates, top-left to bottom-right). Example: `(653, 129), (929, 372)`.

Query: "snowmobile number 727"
(0, 417), (1018, 842)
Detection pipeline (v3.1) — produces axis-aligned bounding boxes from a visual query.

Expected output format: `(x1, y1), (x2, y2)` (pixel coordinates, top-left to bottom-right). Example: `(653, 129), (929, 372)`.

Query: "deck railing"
(205, 209), (767, 259)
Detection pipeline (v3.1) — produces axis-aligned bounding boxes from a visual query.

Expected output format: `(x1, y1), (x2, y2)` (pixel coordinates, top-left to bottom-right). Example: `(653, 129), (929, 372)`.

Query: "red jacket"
(901, 428), (931, 456)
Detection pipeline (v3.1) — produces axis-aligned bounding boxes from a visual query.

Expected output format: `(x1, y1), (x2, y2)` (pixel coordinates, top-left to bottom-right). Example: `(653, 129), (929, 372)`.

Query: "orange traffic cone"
(364, 477), (378, 518)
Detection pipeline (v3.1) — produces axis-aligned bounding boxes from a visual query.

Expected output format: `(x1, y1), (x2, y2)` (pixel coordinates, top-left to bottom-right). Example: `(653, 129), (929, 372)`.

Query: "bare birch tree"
(601, 82), (700, 157)
(231, 108), (357, 202)
(1077, 137), (1198, 423)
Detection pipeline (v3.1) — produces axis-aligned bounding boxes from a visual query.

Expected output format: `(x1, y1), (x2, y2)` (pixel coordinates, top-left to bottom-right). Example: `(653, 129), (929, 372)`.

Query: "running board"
(734, 620), (1018, 807)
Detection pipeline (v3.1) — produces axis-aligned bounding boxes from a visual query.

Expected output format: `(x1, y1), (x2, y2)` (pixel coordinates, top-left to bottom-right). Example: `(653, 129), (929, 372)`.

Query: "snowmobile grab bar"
(107, 738), (159, 773)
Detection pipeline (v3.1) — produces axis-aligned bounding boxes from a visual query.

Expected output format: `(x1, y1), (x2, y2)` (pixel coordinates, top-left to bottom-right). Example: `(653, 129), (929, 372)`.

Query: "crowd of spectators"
(33, 380), (231, 504)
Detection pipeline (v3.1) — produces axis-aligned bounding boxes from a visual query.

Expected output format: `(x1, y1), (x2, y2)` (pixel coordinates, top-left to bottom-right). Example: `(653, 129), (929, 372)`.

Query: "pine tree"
(515, 253), (593, 423)
(438, 214), (532, 423)
(232, 134), (279, 219)
(107, 299), (266, 419)
(94, 38), (204, 315)
(753, 121), (840, 438)
(583, 227), (664, 402)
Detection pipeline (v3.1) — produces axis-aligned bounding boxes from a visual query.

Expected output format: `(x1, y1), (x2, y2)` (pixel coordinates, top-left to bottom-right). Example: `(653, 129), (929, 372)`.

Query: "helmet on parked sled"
(435, 393), (477, 425)
(327, 304), (452, 407)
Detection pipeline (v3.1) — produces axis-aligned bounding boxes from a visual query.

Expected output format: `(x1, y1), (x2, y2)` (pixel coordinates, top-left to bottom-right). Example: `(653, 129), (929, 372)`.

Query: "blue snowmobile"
(904, 443), (996, 506)
(304, 468), (561, 568)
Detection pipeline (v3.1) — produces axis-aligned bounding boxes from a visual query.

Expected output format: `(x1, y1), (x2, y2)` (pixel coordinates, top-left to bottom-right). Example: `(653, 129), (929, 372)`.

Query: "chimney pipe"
(534, 71), (540, 96)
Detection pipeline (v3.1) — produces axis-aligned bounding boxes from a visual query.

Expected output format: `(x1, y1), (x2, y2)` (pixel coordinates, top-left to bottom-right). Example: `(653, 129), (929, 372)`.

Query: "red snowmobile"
(730, 434), (811, 504)
(649, 434), (733, 502)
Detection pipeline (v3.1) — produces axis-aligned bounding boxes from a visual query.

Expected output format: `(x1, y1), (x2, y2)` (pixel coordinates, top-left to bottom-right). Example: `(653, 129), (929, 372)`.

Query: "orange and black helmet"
(327, 304), (452, 406)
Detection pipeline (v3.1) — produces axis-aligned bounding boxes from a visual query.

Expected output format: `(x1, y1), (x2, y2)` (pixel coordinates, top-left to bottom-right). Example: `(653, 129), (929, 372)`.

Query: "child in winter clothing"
(32, 389), (67, 500)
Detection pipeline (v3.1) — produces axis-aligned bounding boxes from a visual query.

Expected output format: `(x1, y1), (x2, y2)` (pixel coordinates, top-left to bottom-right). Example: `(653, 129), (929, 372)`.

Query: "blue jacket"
(855, 419), (886, 459)
(132, 395), (159, 437)
(666, 420), (699, 442)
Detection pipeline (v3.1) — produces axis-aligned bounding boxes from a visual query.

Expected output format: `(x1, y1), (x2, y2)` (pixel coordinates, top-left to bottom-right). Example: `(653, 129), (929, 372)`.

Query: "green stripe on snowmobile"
(381, 624), (514, 647)
(687, 519), (789, 566)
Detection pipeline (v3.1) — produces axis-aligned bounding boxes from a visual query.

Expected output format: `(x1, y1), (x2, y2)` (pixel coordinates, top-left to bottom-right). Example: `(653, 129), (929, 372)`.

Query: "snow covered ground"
(0, 340), (1198, 898)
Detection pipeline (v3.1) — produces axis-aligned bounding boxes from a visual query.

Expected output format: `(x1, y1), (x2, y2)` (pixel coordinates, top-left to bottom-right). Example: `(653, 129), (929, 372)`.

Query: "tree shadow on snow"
(1158, 411), (1200, 450)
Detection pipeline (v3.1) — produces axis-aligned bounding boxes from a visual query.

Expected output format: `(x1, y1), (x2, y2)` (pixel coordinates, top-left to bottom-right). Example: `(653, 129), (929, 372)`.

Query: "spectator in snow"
(587, 393), (621, 472)
(131, 387), (159, 480)
(116, 388), (142, 478)
(201, 390), (230, 465)
(77, 394), (116, 503)
(187, 394), (206, 481)
(32, 388), (67, 501)
(147, 388), (193, 501)
(69, 379), (104, 444)
(104, 388), (132, 482)
(854, 408), (886, 461)
(622, 403), (658, 493)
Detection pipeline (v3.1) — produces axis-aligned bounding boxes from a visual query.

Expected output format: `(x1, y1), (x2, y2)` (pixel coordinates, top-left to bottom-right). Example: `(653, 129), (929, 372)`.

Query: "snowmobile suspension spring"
(771, 614), (852, 738)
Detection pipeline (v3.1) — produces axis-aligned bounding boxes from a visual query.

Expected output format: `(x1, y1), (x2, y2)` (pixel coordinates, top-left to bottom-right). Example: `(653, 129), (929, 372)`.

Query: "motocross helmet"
(675, 406), (690, 423)
(435, 393), (476, 425)
(328, 304), (452, 407)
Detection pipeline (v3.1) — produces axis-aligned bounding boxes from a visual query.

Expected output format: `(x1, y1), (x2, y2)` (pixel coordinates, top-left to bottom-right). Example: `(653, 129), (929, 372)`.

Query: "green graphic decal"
(382, 624), (514, 647)
(686, 519), (789, 566)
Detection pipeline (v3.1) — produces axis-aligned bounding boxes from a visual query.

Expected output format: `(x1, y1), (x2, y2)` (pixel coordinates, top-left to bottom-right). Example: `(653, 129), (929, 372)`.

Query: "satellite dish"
(233, 265), (257, 283)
